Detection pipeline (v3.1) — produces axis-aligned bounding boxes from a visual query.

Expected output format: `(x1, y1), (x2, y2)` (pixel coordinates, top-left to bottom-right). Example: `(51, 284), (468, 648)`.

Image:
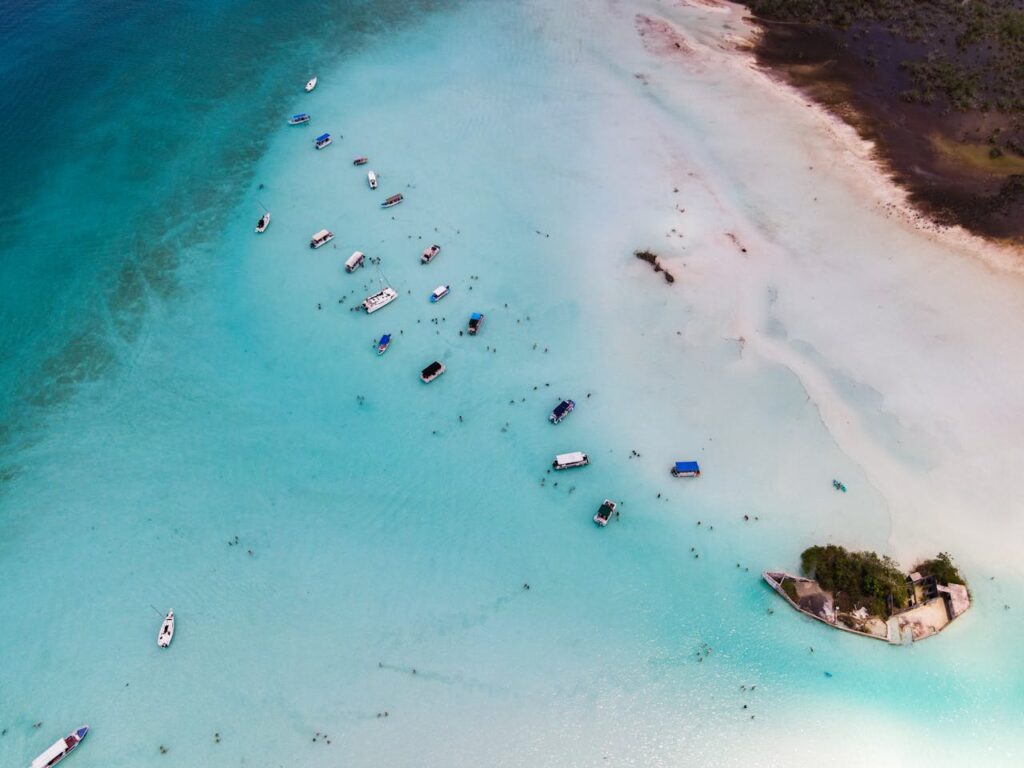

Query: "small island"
(765, 545), (970, 644)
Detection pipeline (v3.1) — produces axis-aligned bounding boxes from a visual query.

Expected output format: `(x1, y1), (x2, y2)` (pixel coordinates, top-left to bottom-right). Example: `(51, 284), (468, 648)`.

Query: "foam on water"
(2, 1), (1023, 766)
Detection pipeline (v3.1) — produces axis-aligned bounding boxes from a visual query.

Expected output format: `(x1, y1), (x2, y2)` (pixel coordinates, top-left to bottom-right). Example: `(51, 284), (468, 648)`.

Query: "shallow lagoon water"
(2, 1), (1024, 766)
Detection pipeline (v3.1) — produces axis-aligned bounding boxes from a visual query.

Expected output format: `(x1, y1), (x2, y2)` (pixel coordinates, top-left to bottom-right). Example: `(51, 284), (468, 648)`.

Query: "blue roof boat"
(377, 334), (391, 355)
(288, 113), (310, 125)
(671, 461), (701, 477)
(314, 132), (332, 149)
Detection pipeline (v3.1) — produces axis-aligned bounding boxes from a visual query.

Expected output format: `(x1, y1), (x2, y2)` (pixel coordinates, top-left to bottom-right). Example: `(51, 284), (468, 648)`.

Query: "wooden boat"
(353, 156), (368, 166)
(381, 193), (403, 208)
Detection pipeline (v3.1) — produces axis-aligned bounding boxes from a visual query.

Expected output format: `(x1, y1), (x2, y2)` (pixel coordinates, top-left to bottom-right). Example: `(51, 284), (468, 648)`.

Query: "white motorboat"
(30, 726), (89, 768)
(255, 211), (270, 233)
(363, 286), (398, 314)
(157, 610), (174, 647)
(314, 132), (332, 150)
(429, 284), (450, 303)
(594, 499), (618, 527)
(367, 171), (378, 190)
(305, 76), (318, 92)
(421, 244), (441, 264)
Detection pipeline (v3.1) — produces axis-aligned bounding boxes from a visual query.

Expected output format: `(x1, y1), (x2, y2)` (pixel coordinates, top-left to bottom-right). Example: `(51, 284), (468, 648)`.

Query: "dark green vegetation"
(800, 544), (910, 618)
(744, 1), (1024, 241)
(748, 1), (1024, 117)
(913, 552), (966, 585)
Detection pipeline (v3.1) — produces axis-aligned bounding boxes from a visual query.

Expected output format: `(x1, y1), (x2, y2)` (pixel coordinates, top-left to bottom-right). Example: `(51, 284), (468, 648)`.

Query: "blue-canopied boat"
(288, 113), (310, 125)
(429, 284), (450, 303)
(314, 132), (332, 149)
(468, 312), (484, 335)
(549, 399), (575, 424)
(377, 334), (391, 355)
(671, 461), (701, 478)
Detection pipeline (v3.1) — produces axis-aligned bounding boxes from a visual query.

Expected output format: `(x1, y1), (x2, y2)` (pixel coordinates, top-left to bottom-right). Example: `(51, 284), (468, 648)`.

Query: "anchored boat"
(362, 287), (398, 314)
(345, 251), (365, 272)
(549, 399), (575, 424)
(255, 211), (270, 233)
(420, 361), (445, 383)
(367, 171), (378, 189)
(310, 229), (334, 249)
(381, 193), (403, 208)
(157, 610), (174, 647)
(594, 499), (618, 527)
(671, 461), (701, 478)
(468, 312), (484, 335)
(421, 244), (441, 264)
(353, 156), (368, 166)
(314, 133), (332, 150)
(429, 285), (450, 303)
(288, 113), (310, 125)
(553, 451), (589, 470)
(31, 726), (89, 768)
(305, 76), (318, 92)
(377, 334), (392, 355)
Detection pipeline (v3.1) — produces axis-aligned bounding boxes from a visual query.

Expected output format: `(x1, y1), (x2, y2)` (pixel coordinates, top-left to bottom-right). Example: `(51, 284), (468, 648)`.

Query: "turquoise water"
(2, 1), (1023, 766)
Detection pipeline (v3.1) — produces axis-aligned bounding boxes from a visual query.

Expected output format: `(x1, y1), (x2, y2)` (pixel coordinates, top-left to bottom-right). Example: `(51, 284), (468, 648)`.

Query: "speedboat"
(468, 312), (484, 335)
(363, 287), (398, 314)
(429, 285), (450, 303)
(255, 211), (270, 233)
(381, 193), (403, 208)
(549, 399), (575, 424)
(31, 726), (89, 768)
(314, 133), (332, 149)
(377, 334), (392, 355)
(367, 171), (378, 190)
(310, 229), (334, 249)
(157, 610), (174, 647)
(353, 156), (368, 166)
(594, 499), (618, 527)
(421, 244), (441, 264)
(420, 361), (445, 383)
(305, 76), (318, 92)
(288, 113), (311, 125)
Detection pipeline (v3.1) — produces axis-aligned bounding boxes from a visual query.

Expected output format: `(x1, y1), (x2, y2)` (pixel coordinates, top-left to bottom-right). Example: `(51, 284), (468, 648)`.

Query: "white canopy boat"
(363, 286), (398, 314)
(31, 726), (89, 768)
(157, 610), (174, 648)
(367, 171), (378, 190)
(305, 76), (318, 92)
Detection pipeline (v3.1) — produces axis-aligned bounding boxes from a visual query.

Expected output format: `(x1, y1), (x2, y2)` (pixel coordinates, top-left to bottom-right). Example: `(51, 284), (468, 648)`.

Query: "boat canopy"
(292, 113), (308, 119)
(673, 461), (700, 474)
(316, 133), (330, 141)
(312, 229), (331, 240)
(555, 452), (587, 465)
(470, 312), (482, 321)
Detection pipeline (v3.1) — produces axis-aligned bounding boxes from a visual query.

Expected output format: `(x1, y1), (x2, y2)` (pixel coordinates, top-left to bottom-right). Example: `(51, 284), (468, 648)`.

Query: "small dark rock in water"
(634, 249), (675, 284)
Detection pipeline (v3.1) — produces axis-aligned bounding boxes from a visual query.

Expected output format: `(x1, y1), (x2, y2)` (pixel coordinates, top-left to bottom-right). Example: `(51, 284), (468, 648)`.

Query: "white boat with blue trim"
(30, 726), (89, 768)
(288, 113), (310, 125)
